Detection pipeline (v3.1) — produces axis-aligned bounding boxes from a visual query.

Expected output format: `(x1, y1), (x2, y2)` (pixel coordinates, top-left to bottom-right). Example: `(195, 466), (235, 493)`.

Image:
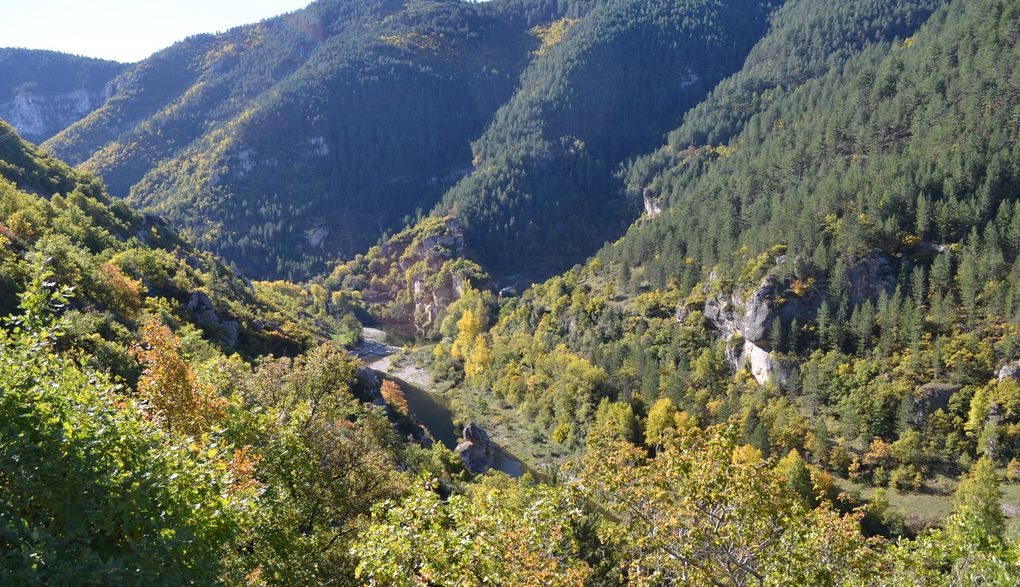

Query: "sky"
(3, 0), (313, 63)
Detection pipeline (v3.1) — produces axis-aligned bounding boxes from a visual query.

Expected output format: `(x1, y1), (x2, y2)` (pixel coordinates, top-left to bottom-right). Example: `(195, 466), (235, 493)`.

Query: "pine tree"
(853, 300), (875, 353)
(817, 302), (832, 351)
(788, 317), (800, 354)
(915, 194), (930, 239)
(769, 316), (784, 353)
(811, 419), (830, 465)
(959, 248), (979, 324)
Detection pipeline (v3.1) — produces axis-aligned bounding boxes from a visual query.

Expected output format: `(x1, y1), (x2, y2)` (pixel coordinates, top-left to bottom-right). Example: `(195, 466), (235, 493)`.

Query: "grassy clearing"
(838, 474), (1020, 532)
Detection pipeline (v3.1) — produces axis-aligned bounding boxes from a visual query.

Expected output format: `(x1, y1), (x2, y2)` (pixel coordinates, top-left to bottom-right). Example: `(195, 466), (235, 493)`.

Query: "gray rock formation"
(1, 88), (109, 143)
(895, 382), (961, 428)
(642, 188), (663, 218)
(704, 273), (824, 351)
(355, 367), (388, 408)
(724, 339), (783, 386)
(187, 291), (240, 346)
(455, 422), (494, 475)
(386, 218), (468, 335)
(996, 360), (1020, 382)
(686, 252), (898, 384)
(845, 254), (898, 308)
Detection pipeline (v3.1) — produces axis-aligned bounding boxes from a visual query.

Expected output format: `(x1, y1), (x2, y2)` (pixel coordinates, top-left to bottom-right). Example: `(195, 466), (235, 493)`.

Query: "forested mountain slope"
(627, 0), (947, 188)
(428, 0), (1020, 525)
(40, 0), (795, 282)
(43, 0), (565, 280)
(0, 119), (334, 382)
(437, 0), (781, 276)
(0, 49), (124, 143)
(316, 0), (952, 340)
(5, 0), (1020, 583)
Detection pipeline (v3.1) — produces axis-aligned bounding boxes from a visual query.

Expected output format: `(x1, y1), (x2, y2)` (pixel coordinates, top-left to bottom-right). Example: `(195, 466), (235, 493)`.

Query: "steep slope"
(6, 1), (1020, 583)
(44, 0), (556, 280)
(627, 0), (946, 191)
(429, 0), (1020, 511)
(0, 119), (327, 381)
(437, 0), (781, 277)
(324, 0), (947, 340)
(0, 49), (124, 143)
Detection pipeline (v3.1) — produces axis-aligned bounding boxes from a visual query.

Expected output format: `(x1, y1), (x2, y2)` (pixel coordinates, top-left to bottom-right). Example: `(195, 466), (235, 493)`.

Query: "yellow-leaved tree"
(451, 308), (483, 360)
(570, 426), (880, 585)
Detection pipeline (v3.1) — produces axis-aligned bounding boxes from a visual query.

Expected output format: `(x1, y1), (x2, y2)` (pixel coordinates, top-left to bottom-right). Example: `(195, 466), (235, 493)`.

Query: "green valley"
(4, 0), (1020, 584)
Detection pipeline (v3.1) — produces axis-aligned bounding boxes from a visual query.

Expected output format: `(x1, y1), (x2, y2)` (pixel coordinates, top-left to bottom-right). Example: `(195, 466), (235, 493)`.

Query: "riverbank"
(355, 327), (529, 477)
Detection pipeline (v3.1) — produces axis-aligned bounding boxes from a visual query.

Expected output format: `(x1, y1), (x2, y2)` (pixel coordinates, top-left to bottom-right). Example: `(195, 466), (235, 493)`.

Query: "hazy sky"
(4, 0), (313, 62)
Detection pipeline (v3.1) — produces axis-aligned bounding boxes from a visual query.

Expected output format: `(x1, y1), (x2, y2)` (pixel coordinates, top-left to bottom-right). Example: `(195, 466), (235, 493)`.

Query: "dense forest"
(424, 0), (1020, 536)
(42, 0), (567, 279)
(4, 0), (1020, 584)
(434, 0), (779, 275)
(36, 0), (792, 281)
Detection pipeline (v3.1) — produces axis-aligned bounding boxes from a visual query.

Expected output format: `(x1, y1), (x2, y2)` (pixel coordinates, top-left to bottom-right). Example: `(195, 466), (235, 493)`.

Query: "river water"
(356, 327), (527, 477)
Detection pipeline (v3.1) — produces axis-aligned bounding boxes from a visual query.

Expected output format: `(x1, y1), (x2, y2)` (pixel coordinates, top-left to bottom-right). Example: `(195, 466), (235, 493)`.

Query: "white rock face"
(305, 226), (329, 248)
(741, 340), (777, 385)
(235, 149), (256, 177)
(0, 89), (103, 142)
(642, 188), (662, 218)
(680, 68), (700, 89)
(307, 136), (330, 156)
(997, 360), (1020, 382)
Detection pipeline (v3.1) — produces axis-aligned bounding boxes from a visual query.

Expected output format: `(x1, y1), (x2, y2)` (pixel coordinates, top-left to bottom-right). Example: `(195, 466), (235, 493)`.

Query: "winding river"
(355, 327), (527, 477)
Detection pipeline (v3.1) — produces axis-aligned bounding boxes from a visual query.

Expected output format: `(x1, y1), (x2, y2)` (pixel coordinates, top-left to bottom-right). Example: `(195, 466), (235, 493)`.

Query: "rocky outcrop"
(900, 382), (960, 427)
(345, 217), (482, 339)
(725, 339), (783, 386)
(685, 253), (898, 384)
(355, 367), (388, 408)
(845, 254), (898, 308)
(455, 422), (494, 475)
(386, 218), (470, 335)
(996, 360), (1020, 382)
(643, 188), (663, 218)
(187, 291), (240, 346)
(698, 269), (819, 385)
(1, 88), (110, 143)
(704, 273), (825, 351)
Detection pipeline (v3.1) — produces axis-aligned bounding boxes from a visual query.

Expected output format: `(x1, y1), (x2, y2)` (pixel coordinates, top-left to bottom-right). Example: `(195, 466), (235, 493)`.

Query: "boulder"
(996, 360), (1020, 382)
(354, 367), (387, 408)
(456, 422), (495, 475)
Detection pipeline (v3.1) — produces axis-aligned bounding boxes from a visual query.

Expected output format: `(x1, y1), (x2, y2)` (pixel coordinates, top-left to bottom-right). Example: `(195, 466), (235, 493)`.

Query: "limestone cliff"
(0, 49), (123, 143)
(681, 253), (899, 384)
(1, 89), (108, 143)
(326, 217), (488, 337)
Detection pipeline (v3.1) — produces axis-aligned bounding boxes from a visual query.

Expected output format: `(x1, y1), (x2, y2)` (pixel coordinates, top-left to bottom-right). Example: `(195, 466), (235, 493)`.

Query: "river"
(355, 326), (527, 477)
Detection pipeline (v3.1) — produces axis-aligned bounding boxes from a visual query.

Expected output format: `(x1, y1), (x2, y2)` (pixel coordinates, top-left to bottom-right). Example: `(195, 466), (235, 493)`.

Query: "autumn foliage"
(133, 318), (225, 436)
(380, 379), (409, 416)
